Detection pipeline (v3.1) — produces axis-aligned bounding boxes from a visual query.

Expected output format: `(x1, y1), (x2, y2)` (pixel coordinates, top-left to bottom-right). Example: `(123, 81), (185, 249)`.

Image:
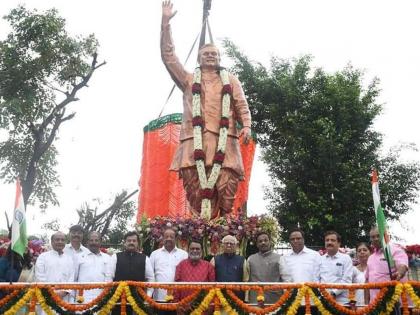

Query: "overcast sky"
(0, 0), (419, 244)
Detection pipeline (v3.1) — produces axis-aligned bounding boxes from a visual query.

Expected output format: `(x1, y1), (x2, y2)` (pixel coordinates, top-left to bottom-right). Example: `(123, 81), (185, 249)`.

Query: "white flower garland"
(192, 67), (231, 220)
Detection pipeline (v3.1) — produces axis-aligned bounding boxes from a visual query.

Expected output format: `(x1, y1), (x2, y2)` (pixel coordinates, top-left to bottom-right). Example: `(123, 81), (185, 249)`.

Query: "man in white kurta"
(75, 231), (113, 303)
(64, 224), (89, 269)
(35, 231), (74, 308)
(281, 228), (321, 282)
(149, 228), (188, 302)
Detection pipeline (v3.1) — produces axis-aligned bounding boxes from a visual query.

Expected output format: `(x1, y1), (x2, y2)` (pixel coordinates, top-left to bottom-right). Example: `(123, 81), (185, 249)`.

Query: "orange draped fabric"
(138, 113), (256, 221)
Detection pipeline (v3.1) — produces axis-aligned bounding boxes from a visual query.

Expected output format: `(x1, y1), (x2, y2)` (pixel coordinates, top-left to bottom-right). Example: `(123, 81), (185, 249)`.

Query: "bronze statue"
(161, 0), (251, 220)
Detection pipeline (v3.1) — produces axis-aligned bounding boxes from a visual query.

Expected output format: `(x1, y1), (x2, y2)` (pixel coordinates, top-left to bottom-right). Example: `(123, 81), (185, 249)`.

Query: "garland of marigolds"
(0, 281), (420, 314)
(192, 67), (231, 220)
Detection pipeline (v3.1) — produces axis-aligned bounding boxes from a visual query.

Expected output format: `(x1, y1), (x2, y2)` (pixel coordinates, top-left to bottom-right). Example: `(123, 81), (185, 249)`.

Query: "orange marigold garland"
(2, 281), (420, 315)
(213, 295), (221, 315)
(225, 287), (295, 315)
(136, 285), (201, 312)
(29, 292), (37, 314)
(0, 289), (20, 308)
(305, 290), (311, 315)
(42, 286), (111, 312)
(315, 284), (391, 315)
(401, 286), (409, 315)
(120, 290), (127, 315)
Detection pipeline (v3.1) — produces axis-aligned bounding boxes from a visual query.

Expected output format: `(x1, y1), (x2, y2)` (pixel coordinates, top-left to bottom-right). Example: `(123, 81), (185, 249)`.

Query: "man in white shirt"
(281, 228), (321, 283)
(319, 230), (353, 304)
(35, 232), (74, 301)
(75, 231), (113, 303)
(150, 227), (188, 305)
(63, 224), (89, 302)
(64, 224), (89, 266)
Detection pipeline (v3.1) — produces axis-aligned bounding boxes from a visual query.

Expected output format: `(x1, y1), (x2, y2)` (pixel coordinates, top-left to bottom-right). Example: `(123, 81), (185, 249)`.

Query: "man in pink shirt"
(366, 226), (408, 301)
(174, 241), (215, 298)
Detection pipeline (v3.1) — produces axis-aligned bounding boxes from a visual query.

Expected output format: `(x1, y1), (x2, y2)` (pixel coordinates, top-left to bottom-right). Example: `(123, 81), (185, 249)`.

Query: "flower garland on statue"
(192, 67), (231, 220)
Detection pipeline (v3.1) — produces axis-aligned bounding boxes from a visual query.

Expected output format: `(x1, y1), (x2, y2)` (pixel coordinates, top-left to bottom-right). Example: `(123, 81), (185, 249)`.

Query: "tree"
(223, 40), (420, 246)
(76, 190), (137, 245)
(0, 6), (105, 209)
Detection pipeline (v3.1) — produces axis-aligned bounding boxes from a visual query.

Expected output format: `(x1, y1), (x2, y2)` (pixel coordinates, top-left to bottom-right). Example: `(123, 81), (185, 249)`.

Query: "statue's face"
(199, 45), (220, 69)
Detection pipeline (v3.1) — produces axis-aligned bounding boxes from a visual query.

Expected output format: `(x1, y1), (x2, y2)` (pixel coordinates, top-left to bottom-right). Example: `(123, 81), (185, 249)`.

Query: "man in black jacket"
(111, 231), (154, 315)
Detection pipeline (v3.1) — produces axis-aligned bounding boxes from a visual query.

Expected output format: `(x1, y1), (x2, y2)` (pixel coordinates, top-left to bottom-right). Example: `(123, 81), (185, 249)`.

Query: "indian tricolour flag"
(371, 170), (395, 268)
(11, 179), (28, 257)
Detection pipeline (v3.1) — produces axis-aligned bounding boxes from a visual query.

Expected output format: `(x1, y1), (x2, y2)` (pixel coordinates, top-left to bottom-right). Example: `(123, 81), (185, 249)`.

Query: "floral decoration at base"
(136, 214), (281, 257)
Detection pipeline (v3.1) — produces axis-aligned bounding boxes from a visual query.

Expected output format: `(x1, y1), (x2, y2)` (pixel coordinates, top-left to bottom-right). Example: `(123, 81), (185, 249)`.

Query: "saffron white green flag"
(371, 170), (395, 268)
(11, 179), (28, 257)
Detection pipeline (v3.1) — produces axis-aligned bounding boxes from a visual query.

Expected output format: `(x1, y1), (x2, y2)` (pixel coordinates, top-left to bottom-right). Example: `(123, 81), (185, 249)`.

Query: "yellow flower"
(76, 295), (85, 303)
(286, 285), (308, 315)
(380, 283), (403, 315)
(405, 283), (420, 307)
(214, 289), (239, 315)
(191, 289), (216, 315)
(35, 288), (55, 315)
(257, 294), (265, 302)
(308, 287), (332, 315)
(5, 289), (35, 315)
(164, 294), (174, 302)
(97, 282), (126, 315)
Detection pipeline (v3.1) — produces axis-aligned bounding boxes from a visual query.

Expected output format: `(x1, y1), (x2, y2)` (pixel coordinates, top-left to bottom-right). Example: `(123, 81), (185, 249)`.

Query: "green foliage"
(77, 190), (137, 246)
(0, 6), (102, 208)
(223, 40), (420, 246)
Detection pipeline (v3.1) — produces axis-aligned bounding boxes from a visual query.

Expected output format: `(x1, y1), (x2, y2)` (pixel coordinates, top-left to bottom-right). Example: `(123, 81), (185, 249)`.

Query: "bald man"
(35, 232), (74, 301)
(211, 235), (248, 300)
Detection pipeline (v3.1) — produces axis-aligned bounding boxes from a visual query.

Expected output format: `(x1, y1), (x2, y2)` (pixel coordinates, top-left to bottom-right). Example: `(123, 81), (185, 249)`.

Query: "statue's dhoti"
(180, 167), (240, 219)
(170, 132), (244, 219)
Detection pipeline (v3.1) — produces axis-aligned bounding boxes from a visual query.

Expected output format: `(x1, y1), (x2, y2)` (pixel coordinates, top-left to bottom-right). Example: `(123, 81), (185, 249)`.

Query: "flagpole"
(385, 251), (401, 315)
(9, 252), (14, 285)
(10, 178), (28, 284)
(371, 170), (400, 315)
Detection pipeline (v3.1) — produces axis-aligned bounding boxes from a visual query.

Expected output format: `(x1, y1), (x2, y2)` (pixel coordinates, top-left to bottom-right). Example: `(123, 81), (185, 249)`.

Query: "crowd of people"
(0, 224), (410, 315)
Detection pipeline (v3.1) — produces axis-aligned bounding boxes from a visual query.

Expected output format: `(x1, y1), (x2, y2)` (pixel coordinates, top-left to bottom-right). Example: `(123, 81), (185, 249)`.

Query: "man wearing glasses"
(210, 235), (248, 300)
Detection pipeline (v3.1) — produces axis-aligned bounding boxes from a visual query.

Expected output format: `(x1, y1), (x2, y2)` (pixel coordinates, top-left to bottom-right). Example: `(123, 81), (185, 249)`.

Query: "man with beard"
(174, 241), (215, 303)
(75, 232), (113, 303)
(150, 227), (187, 313)
(35, 232), (74, 302)
(247, 231), (283, 304)
(319, 230), (353, 304)
(110, 231), (154, 315)
(210, 235), (248, 300)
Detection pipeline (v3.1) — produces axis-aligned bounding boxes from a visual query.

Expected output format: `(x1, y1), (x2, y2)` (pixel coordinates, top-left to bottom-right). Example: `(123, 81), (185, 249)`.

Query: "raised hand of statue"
(240, 126), (252, 144)
(162, 0), (177, 24)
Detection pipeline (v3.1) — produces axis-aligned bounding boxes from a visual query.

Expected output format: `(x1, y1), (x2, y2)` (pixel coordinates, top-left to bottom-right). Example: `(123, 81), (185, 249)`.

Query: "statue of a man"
(161, 0), (252, 219)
